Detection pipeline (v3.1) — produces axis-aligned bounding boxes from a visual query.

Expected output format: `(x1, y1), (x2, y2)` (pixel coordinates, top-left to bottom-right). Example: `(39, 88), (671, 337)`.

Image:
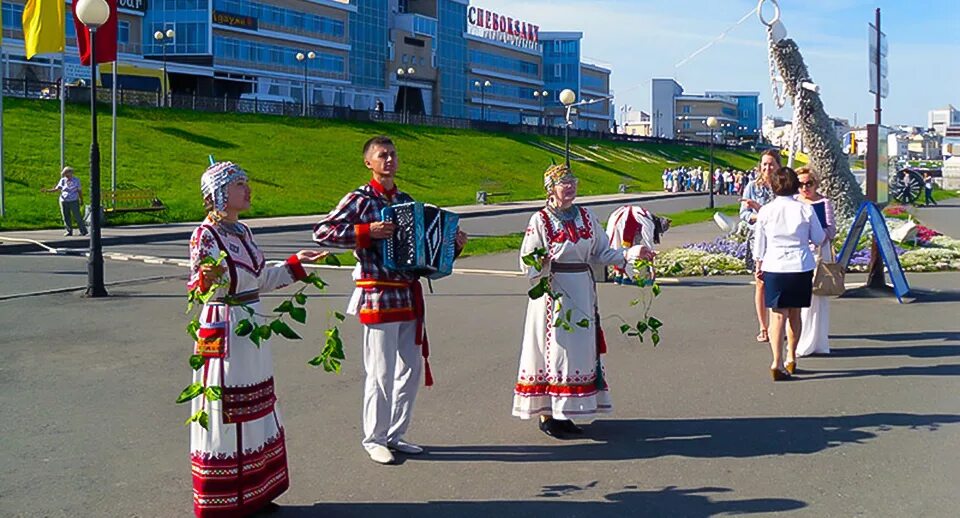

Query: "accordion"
(381, 202), (460, 280)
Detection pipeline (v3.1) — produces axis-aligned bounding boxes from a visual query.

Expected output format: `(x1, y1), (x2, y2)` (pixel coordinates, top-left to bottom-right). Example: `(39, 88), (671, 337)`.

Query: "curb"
(0, 191), (706, 255)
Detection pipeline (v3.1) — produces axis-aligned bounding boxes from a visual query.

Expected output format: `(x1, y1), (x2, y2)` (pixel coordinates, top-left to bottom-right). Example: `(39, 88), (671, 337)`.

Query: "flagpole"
(111, 59), (117, 202)
(1, 49), (5, 218)
(61, 52), (66, 171)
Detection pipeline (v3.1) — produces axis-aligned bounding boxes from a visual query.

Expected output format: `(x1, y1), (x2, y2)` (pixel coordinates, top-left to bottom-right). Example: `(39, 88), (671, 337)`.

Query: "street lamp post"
(474, 80), (491, 121)
(396, 67), (415, 124)
(559, 88), (576, 168)
(76, 0), (110, 298)
(153, 28), (175, 107)
(706, 116), (720, 209)
(619, 104), (631, 134)
(533, 89), (548, 127)
(295, 51), (315, 116)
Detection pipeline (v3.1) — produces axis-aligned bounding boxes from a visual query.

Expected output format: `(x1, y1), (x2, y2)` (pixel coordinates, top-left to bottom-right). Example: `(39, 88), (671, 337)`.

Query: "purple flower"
(849, 245), (906, 266)
(682, 237), (748, 260)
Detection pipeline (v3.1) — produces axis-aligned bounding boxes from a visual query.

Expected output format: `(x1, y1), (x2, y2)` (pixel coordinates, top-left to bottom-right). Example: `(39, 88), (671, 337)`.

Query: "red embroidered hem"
(222, 378), (277, 424)
(514, 381), (602, 397)
(192, 431), (289, 517)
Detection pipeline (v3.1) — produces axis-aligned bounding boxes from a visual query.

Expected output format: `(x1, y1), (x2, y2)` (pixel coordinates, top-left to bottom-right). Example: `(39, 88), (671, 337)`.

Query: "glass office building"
(1, 0), (612, 129)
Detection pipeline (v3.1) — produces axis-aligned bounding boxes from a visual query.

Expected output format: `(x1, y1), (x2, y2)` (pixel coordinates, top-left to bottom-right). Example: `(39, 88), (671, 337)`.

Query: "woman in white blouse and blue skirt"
(753, 167), (826, 381)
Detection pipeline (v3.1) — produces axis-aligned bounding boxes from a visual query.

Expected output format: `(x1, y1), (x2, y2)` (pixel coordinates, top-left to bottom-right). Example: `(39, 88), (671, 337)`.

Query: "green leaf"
(626, 331), (639, 337)
(176, 382), (204, 404)
(636, 321), (649, 333)
(204, 386), (222, 402)
(327, 359), (342, 373)
(189, 354), (204, 370)
(651, 332), (661, 346)
(250, 328), (263, 348)
(185, 410), (203, 426)
(198, 411), (210, 430)
(521, 253), (543, 272)
(576, 318), (590, 328)
(323, 254), (342, 267)
(274, 300), (295, 314)
(270, 320), (302, 340)
(629, 298), (640, 306)
(565, 309), (572, 321)
(334, 311), (346, 322)
(528, 278), (548, 300)
(619, 324), (631, 334)
(186, 319), (201, 341)
(652, 284), (662, 297)
(294, 292), (308, 305)
(289, 307), (307, 324)
(307, 355), (324, 366)
(235, 319), (254, 336)
(258, 326), (273, 340)
(647, 317), (664, 330)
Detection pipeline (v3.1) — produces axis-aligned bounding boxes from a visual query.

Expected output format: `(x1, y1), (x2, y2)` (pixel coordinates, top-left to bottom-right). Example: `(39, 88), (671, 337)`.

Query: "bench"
(475, 190), (511, 205)
(104, 189), (167, 214)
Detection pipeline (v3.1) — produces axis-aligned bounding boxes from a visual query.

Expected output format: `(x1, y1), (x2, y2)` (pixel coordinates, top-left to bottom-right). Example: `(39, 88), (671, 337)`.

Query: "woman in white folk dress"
(187, 161), (327, 517)
(795, 167), (837, 357)
(513, 164), (652, 439)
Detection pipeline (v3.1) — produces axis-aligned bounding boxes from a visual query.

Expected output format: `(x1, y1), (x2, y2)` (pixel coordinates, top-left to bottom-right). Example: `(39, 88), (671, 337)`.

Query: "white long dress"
(187, 217), (306, 517)
(513, 206), (629, 420)
(797, 198), (835, 357)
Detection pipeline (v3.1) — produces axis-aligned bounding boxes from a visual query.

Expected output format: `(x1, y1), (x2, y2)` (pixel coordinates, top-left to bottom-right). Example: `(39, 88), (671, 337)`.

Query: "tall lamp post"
(474, 80), (491, 121)
(396, 67), (415, 123)
(559, 88), (576, 167)
(153, 28), (175, 107)
(295, 51), (315, 116)
(76, 0), (110, 298)
(619, 104), (631, 134)
(706, 116), (720, 209)
(533, 89), (548, 126)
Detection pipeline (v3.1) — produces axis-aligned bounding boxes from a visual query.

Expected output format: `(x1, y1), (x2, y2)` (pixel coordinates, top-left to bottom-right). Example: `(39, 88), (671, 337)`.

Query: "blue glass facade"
(437, 0), (468, 118)
(734, 95), (760, 135)
(468, 49), (538, 77)
(214, 0), (346, 40)
(213, 36), (345, 77)
(143, 0), (210, 55)
(349, 0), (388, 88)
(541, 36), (580, 99)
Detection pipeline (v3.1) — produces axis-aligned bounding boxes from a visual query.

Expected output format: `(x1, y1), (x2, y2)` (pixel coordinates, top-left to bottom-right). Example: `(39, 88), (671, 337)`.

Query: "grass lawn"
(0, 98), (762, 230)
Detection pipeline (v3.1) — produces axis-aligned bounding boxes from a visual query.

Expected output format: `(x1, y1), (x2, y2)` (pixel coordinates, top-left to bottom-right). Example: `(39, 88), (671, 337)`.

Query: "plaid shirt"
(313, 180), (419, 324)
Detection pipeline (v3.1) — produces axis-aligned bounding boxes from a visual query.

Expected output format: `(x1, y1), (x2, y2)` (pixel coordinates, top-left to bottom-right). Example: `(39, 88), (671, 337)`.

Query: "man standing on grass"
(313, 135), (467, 465)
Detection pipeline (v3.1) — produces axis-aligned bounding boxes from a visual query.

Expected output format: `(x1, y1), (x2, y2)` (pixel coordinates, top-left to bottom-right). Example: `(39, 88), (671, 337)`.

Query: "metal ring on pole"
(757, 0), (780, 27)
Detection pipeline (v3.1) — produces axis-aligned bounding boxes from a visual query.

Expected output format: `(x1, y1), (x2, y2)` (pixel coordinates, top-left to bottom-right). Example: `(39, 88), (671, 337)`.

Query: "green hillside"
(0, 98), (762, 230)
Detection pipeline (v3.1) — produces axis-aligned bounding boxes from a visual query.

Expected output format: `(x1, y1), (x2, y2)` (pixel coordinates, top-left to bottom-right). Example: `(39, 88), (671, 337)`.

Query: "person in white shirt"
(41, 166), (87, 237)
(753, 166), (826, 381)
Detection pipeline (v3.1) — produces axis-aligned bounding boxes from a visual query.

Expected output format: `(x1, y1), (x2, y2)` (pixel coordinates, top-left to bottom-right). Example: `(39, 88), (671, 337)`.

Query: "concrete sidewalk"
(0, 190), (707, 254)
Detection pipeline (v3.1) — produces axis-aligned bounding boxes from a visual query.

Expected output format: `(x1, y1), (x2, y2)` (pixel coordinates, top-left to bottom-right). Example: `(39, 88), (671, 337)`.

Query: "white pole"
(1, 50), (5, 217)
(111, 60), (117, 197)
(60, 52), (66, 171)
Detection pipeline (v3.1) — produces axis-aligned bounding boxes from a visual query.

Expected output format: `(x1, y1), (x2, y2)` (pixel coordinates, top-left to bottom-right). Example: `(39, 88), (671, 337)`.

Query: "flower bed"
(659, 206), (960, 276)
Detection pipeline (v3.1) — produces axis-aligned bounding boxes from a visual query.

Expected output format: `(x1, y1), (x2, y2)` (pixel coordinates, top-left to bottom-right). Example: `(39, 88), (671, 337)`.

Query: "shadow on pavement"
(830, 331), (960, 343)
(903, 289), (960, 304)
(800, 364), (960, 380)
(277, 485), (806, 517)
(403, 413), (959, 464)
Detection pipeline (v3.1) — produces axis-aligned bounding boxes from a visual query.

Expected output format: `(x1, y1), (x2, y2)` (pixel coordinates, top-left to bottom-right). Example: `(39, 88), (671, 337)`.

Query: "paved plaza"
(2, 209), (960, 516)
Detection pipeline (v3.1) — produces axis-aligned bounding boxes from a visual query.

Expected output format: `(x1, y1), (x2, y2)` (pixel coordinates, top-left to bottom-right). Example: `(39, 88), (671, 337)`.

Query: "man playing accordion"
(313, 136), (467, 465)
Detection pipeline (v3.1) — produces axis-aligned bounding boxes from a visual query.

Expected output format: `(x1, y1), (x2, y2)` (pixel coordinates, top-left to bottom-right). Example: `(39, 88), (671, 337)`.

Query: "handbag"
(812, 242), (845, 296)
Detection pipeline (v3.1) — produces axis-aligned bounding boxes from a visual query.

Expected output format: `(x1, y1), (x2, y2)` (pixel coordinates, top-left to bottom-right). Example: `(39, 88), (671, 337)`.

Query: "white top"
(55, 176), (82, 202)
(753, 195), (826, 273)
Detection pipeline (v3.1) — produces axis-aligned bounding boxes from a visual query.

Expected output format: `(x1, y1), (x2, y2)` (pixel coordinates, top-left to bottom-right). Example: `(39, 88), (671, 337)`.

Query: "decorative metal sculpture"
(760, 0), (866, 220)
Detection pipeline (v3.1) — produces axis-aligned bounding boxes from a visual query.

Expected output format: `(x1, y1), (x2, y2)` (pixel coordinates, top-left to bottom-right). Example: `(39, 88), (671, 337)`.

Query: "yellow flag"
(22, 0), (66, 59)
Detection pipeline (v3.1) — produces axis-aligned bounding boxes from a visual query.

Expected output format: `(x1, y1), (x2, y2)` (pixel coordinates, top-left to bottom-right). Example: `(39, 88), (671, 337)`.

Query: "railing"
(1, 77), (754, 151)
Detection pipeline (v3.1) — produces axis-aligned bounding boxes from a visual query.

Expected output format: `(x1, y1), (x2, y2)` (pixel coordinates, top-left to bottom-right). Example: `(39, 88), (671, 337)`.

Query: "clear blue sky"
(476, 0), (959, 127)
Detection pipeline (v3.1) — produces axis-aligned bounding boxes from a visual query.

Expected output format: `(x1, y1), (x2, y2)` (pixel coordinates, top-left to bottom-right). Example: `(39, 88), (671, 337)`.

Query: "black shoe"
(556, 419), (583, 434)
(538, 417), (569, 439)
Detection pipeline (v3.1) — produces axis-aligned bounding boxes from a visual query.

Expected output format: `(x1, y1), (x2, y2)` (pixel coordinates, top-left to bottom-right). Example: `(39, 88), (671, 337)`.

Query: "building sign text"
(467, 7), (540, 50)
(212, 11), (258, 31)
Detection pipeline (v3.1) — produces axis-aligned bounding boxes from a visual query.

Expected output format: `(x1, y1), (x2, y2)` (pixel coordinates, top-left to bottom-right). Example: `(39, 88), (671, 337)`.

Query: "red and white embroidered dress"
(513, 206), (629, 420)
(187, 216), (307, 517)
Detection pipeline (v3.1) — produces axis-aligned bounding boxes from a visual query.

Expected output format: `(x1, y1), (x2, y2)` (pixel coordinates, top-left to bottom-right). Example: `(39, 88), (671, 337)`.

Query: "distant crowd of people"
(661, 166), (757, 197)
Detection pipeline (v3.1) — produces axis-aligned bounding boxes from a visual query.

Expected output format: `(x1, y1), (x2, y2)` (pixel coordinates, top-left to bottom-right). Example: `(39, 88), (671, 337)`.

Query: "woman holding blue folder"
(795, 167), (836, 357)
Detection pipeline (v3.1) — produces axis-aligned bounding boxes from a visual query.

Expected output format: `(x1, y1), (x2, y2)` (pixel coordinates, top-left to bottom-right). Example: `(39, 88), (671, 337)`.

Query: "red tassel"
(423, 358), (434, 387)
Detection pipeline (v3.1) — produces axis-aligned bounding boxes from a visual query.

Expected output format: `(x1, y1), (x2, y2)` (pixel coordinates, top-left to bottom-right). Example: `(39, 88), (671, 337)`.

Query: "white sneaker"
(388, 440), (424, 455)
(366, 445), (395, 464)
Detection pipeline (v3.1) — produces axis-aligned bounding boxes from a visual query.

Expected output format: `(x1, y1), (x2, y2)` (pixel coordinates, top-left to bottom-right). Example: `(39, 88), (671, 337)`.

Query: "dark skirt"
(763, 270), (814, 309)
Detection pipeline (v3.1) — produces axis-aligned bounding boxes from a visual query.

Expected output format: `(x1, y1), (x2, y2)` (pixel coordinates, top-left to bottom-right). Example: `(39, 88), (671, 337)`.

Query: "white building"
(928, 105), (960, 136)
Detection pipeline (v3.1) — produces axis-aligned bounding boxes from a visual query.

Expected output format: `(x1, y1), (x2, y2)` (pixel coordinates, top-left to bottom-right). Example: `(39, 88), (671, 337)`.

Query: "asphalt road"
(1, 249), (959, 517)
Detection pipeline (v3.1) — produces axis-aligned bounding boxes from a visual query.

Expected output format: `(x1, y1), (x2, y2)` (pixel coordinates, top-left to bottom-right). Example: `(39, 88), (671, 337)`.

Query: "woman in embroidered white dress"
(187, 162), (327, 517)
(513, 164), (652, 439)
(795, 167), (836, 357)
